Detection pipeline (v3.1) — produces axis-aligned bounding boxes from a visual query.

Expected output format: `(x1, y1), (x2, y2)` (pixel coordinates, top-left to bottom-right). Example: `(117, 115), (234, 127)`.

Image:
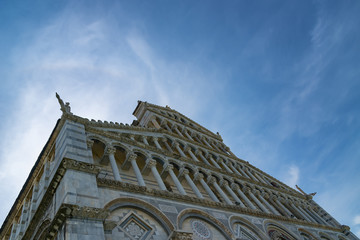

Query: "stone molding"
(66, 110), (298, 197)
(85, 126), (305, 200)
(169, 230), (193, 240)
(96, 177), (342, 233)
(176, 208), (235, 239)
(38, 204), (109, 240)
(21, 158), (100, 239)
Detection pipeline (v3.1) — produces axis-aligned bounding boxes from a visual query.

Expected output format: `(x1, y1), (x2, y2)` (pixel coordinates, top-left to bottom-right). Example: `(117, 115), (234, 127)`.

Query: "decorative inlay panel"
(191, 220), (212, 239)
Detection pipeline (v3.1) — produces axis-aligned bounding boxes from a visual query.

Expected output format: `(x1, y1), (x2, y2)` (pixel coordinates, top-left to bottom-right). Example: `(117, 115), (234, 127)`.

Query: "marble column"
(152, 137), (162, 150)
(179, 168), (203, 198)
(259, 192), (280, 215)
(194, 172), (219, 202)
(183, 129), (193, 140)
(268, 195), (288, 217)
(304, 207), (322, 224)
(220, 180), (242, 205)
(151, 118), (161, 129)
(276, 197), (294, 217)
(254, 172), (267, 184)
(173, 142), (187, 158)
(161, 138), (173, 153)
(195, 150), (211, 165)
(311, 208), (329, 225)
(218, 159), (233, 173)
(165, 164), (187, 195)
(236, 165), (250, 178)
(142, 136), (149, 145)
(245, 168), (258, 182)
(230, 183), (246, 208)
(201, 136), (212, 148)
(208, 176), (233, 205)
(248, 189), (270, 213)
(107, 147), (122, 181)
(228, 161), (241, 175)
(294, 202), (312, 221)
(232, 184), (257, 210)
(207, 154), (221, 169)
(297, 204), (317, 223)
(173, 125), (184, 137)
(185, 146), (199, 162)
(148, 160), (167, 191)
(129, 134), (135, 141)
(129, 154), (146, 186)
(287, 201), (308, 221)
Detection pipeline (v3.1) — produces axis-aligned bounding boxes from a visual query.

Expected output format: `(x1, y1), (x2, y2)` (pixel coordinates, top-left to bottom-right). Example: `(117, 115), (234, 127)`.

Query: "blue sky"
(0, 0), (359, 236)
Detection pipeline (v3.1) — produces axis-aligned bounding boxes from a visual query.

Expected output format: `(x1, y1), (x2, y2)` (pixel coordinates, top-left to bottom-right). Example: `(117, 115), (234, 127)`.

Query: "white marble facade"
(0, 98), (358, 240)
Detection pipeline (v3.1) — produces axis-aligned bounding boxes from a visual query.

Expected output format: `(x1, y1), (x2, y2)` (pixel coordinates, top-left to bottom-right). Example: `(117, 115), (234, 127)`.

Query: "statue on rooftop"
(56, 92), (72, 114)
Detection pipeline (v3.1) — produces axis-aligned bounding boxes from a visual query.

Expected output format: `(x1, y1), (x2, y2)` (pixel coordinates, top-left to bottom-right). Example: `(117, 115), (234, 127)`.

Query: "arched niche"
(177, 208), (234, 240)
(229, 216), (268, 240)
(103, 197), (174, 240)
(264, 220), (297, 240)
(89, 138), (106, 164)
(298, 228), (319, 240)
(319, 231), (333, 240)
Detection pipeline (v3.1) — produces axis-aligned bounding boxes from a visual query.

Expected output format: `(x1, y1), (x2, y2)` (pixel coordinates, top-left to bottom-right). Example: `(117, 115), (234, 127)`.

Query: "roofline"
(0, 118), (62, 237)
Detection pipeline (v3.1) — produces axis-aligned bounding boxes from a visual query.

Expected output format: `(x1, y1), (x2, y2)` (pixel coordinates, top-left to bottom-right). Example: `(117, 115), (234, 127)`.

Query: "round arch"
(104, 197), (175, 235)
(229, 215), (268, 239)
(264, 219), (298, 240)
(87, 134), (109, 145)
(298, 228), (319, 240)
(319, 231), (334, 240)
(177, 208), (234, 240)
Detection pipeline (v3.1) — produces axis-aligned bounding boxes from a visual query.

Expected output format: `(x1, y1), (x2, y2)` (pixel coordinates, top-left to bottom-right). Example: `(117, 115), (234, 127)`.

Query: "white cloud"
(0, 2), (225, 225)
(354, 215), (360, 225)
(284, 165), (300, 188)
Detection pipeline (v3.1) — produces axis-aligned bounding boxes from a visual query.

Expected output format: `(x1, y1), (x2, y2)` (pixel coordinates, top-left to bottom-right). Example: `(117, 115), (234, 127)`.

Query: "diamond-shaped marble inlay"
(120, 213), (153, 240)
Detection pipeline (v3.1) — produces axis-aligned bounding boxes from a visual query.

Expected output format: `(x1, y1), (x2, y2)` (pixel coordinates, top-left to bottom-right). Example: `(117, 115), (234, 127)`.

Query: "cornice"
(96, 178), (342, 233)
(38, 204), (109, 240)
(20, 158), (100, 240)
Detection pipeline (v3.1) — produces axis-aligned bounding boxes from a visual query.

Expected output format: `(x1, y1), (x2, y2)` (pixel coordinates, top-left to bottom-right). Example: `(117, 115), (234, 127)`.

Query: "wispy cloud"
(0, 3), (223, 224)
(354, 215), (360, 225)
(283, 165), (300, 188)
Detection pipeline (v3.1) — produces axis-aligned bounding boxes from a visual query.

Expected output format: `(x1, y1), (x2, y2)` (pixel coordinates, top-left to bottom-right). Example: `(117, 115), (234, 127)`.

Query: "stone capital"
(253, 189), (260, 196)
(207, 176), (216, 185)
(262, 193), (270, 199)
(172, 142), (180, 148)
(219, 179), (229, 187)
(231, 183), (239, 191)
(128, 153), (137, 162)
(194, 172), (204, 181)
(152, 136), (159, 142)
(164, 164), (174, 172)
(148, 159), (157, 168)
(179, 167), (189, 177)
(106, 147), (116, 155)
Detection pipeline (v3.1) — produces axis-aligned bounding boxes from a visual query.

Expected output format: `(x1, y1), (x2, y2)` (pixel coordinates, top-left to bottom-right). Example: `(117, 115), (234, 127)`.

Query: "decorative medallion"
(191, 220), (212, 239)
(119, 213), (153, 240)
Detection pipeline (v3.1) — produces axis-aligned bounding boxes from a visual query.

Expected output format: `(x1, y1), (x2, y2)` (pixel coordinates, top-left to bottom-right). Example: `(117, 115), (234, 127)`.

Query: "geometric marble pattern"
(119, 213), (153, 240)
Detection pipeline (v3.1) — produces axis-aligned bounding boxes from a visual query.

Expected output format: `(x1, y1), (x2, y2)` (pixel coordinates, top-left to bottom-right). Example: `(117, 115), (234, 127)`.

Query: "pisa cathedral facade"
(0, 96), (358, 240)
